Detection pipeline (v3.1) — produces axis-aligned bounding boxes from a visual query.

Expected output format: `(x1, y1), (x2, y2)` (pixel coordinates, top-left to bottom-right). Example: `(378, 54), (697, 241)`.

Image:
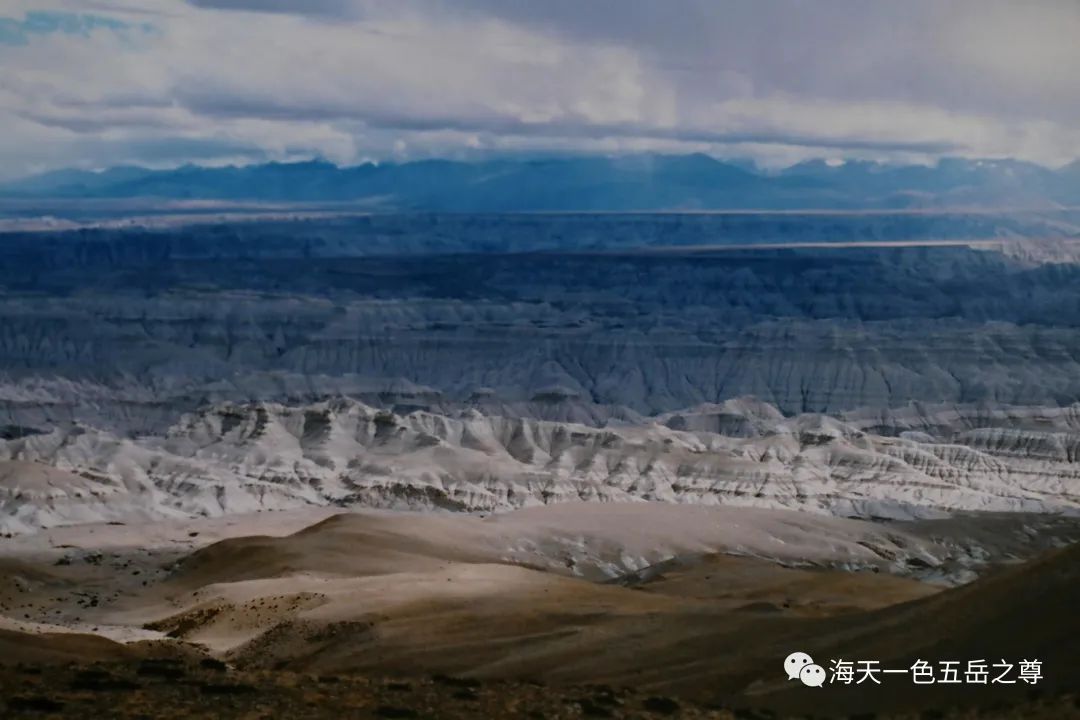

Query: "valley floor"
(1, 503), (1078, 719)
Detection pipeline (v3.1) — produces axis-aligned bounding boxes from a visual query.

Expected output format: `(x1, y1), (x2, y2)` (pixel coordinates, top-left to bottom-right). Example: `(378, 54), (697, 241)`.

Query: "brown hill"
(737, 541), (1080, 716)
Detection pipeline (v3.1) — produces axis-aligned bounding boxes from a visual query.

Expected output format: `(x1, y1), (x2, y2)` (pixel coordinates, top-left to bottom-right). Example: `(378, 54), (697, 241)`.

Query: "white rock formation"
(2, 398), (1078, 534)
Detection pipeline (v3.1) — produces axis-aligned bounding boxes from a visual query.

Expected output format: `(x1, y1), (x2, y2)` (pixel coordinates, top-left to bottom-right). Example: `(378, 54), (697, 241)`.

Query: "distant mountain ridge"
(3, 154), (1079, 210)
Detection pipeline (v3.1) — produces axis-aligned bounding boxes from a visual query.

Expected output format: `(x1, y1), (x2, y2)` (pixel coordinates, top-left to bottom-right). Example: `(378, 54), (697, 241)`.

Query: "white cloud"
(1, 0), (1079, 178)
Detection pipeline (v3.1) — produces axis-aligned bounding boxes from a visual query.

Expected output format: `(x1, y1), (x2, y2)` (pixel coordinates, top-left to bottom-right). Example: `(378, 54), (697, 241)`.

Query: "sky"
(2, 0), (1080, 179)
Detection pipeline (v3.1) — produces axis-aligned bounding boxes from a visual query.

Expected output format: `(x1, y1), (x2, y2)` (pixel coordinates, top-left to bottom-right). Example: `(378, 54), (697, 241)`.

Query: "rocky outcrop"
(2, 398), (1078, 534)
(4, 216), (1080, 532)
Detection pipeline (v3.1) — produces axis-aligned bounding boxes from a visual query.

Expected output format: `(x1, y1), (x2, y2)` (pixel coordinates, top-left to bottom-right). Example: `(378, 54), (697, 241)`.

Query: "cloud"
(1, 1), (1080, 178)
(185, 0), (357, 18)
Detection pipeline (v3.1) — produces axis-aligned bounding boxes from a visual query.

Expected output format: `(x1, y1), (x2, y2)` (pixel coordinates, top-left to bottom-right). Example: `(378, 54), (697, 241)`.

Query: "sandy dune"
(199, 537), (1077, 717)
(154, 502), (950, 589)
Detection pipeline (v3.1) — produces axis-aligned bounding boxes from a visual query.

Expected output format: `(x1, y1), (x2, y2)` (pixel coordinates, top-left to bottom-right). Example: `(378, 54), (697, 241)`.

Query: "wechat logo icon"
(784, 651), (825, 687)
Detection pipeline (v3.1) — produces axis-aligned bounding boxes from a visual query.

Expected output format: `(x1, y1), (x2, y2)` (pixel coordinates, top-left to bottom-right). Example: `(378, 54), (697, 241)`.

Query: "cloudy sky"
(2, 0), (1079, 179)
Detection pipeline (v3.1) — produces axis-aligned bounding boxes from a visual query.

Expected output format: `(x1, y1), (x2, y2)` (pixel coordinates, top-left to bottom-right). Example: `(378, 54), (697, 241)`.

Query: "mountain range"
(4, 155), (1080, 210)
